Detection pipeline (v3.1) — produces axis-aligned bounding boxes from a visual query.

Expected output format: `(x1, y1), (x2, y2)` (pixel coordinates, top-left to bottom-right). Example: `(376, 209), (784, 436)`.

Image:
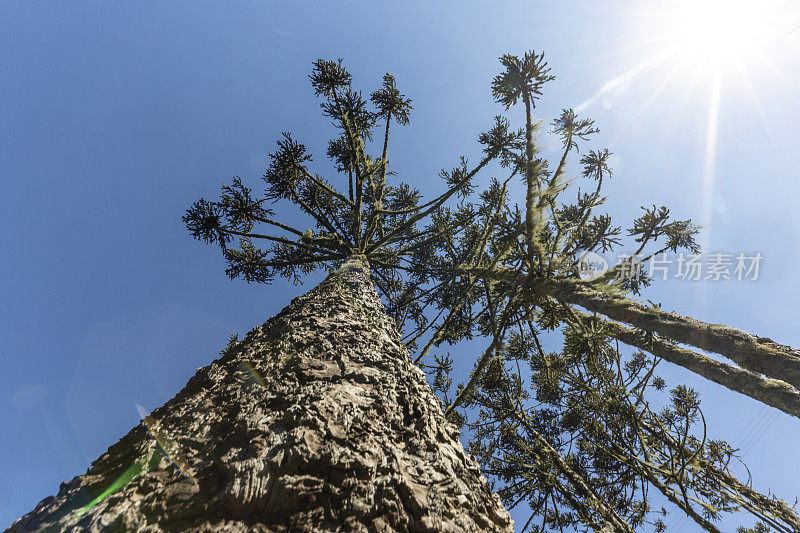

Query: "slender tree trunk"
(10, 256), (512, 532)
(542, 278), (800, 389)
(588, 311), (800, 420)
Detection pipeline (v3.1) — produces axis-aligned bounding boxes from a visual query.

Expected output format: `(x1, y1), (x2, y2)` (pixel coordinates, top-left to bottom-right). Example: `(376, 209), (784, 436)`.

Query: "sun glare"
(578, 0), (797, 114)
(671, 0), (774, 65)
(573, 0), (799, 311)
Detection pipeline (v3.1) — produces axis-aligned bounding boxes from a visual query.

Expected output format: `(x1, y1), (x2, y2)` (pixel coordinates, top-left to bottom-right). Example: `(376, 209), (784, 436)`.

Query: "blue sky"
(1, 1), (799, 530)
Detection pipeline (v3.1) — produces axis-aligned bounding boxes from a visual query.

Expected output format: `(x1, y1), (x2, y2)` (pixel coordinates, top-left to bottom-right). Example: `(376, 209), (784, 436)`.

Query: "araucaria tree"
(11, 54), (800, 532)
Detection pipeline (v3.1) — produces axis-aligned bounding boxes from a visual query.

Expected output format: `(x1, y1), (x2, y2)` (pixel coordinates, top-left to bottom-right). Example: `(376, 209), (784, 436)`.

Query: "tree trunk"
(10, 256), (512, 532)
(543, 278), (800, 389)
(573, 310), (800, 420)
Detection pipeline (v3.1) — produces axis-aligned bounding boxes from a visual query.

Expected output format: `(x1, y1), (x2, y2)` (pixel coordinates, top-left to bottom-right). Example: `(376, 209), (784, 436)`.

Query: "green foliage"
(219, 332), (239, 356)
(371, 73), (412, 125)
(492, 50), (555, 110)
(184, 59), (511, 329)
(738, 523), (771, 533)
(185, 52), (800, 533)
(552, 109), (599, 152)
(410, 51), (798, 532)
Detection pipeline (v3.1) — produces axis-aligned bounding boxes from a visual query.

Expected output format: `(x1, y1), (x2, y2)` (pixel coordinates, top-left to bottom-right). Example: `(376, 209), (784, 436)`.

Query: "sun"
(669, 0), (778, 66)
(575, 0), (799, 269)
(577, 0), (797, 114)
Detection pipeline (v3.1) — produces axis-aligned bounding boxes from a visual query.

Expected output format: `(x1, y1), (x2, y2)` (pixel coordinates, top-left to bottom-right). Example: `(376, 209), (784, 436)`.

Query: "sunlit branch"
(578, 309), (800, 420)
(295, 164), (354, 206)
(637, 421), (800, 532)
(361, 113), (393, 244)
(542, 278), (800, 390)
(370, 152), (497, 218)
(223, 228), (333, 256)
(513, 413), (636, 533)
(584, 245), (671, 287)
(287, 186), (349, 247)
(330, 87), (367, 248)
(445, 275), (526, 416)
(365, 153), (495, 255)
(251, 215), (307, 237)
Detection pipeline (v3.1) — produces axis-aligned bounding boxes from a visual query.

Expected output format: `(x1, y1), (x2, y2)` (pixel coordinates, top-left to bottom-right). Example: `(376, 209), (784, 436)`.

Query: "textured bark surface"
(10, 257), (512, 532)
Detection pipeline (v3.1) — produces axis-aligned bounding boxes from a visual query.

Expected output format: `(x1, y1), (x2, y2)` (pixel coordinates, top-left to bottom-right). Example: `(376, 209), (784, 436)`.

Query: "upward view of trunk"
(10, 257), (512, 532)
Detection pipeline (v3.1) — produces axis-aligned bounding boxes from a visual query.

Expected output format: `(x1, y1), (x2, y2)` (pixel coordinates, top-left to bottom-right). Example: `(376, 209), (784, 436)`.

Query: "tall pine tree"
(11, 54), (800, 532)
(9, 59), (516, 532)
(411, 52), (800, 532)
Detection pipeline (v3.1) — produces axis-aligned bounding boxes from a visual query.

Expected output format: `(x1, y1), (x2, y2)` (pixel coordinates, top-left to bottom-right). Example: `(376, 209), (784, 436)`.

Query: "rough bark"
(10, 256), (512, 532)
(543, 278), (800, 390)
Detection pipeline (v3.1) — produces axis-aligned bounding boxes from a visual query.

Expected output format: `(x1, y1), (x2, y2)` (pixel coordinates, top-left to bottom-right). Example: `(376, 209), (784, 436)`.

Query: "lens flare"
(574, 0), (798, 274)
(239, 361), (265, 387)
(75, 462), (143, 517)
(136, 404), (196, 483)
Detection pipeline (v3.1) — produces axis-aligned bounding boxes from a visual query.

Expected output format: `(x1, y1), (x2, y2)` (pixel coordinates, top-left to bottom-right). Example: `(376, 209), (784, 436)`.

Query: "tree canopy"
(185, 53), (800, 532)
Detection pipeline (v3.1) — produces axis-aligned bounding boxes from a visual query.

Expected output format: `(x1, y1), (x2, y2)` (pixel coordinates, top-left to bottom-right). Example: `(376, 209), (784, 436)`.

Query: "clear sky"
(1, 1), (799, 531)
